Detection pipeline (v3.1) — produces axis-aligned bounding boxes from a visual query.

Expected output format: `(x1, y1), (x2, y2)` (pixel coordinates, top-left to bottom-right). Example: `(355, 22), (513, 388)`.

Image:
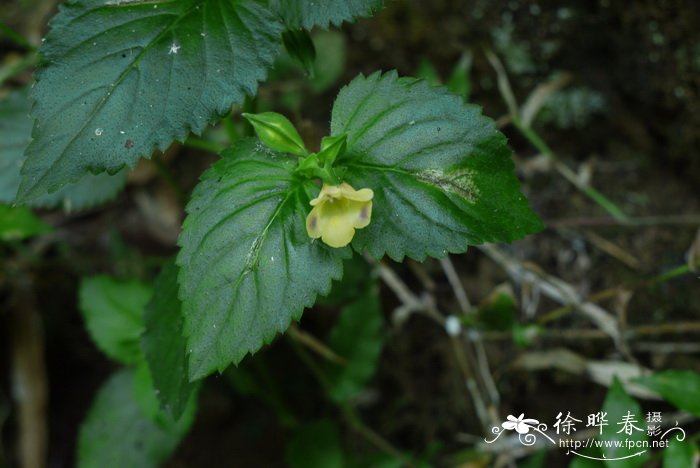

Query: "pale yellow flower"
(305, 182), (374, 248)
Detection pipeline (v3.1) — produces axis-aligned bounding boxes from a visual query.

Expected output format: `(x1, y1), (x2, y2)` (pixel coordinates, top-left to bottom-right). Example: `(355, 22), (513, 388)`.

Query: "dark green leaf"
(636, 370), (700, 417)
(141, 261), (198, 420)
(332, 71), (543, 261)
(272, 0), (383, 29)
(286, 420), (344, 468)
(477, 288), (515, 331)
(77, 368), (194, 468)
(317, 255), (372, 306)
(663, 438), (697, 468)
(282, 29), (317, 76)
(78, 276), (152, 365)
(0, 89), (126, 209)
(0, 90), (31, 203)
(600, 378), (648, 468)
(326, 287), (383, 402)
(18, 0), (283, 202)
(177, 139), (347, 379)
(520, 450), (547, 468)
(0, 204), (52, 241)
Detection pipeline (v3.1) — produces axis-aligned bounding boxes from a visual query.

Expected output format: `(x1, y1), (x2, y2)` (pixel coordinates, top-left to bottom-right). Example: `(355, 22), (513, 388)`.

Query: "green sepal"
(319, 133), (347, 166)
(243, 112), (307, 156)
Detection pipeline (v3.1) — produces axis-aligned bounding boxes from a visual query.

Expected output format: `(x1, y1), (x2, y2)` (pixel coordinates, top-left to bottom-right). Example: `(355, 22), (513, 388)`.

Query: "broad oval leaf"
(600, 378), (648, 468)
(0, 204), (53, 241)
(272, 0), (383, 29)
(177, 139), (347, 379)
(0, 90), (126, 209)
(18, 0), (283, 202)
(78, 275), (152, 365)
(78, 368), (195, 468)
(331, 71), (543, 261)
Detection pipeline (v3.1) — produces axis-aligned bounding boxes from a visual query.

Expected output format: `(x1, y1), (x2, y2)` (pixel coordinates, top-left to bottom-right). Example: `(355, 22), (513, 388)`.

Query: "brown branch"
(8, 273), (47, 468)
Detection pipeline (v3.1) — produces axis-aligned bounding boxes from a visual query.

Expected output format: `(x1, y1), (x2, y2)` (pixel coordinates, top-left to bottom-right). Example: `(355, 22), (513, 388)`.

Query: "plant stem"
(0, 22), (36, 52)
(485, 48), (631, 224)
(183, 137), (224, 154)
(0, 53), (38, 86)
(288, 337), (412, 465)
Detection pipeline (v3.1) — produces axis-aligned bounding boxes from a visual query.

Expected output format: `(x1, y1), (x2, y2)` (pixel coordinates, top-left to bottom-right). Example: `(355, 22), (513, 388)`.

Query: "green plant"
(1, 0), (545, 465)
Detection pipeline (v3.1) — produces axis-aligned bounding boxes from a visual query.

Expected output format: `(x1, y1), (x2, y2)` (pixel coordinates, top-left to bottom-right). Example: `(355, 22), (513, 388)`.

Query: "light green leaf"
(18, 0), (283, 202)
(286, 420), (344, 468)
(326, 288), (383, 402)
(332, 71), (543, 261)
(243, 111), (307, 155)
(309, 30), (346, 93)
(636, 370), (700, 417)
(446, 53), (472, 101)
(177, 139), (347, 379)
(272, 0), (383, 29)
(141, 260), (198, 420)
(663, 438), (697, 468)
(0, 90), (126, 209)
(77, 368), (194, 468)
(0, 204), (52, 241)
(78, 276), (152, 365)
(600, 377), (648, 468)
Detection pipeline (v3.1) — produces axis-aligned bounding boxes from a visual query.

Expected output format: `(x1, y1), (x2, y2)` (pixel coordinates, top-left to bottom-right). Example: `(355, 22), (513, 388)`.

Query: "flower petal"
(305, 205), (323, 239)
(515, 423), (530, 434)
(339, 182), (374, 202)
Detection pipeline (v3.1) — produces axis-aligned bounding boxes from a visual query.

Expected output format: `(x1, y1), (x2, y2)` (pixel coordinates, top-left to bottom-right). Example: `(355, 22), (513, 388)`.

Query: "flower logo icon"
(502, 414), (540, 434)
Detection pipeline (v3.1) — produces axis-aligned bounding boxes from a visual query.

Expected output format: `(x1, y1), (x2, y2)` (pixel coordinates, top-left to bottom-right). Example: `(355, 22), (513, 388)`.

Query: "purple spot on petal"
(359, 206), (369, 220)
(309, 216), (317, 229)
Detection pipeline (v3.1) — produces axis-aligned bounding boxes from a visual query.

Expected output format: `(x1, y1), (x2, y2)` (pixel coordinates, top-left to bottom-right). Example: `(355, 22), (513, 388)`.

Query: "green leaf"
(18, 0), (283, 202)
(272, 0), (383, 29)
(77, 368), (194, 468)
(446, 53), (472, 101)
(477, 288), (515, 331)
(285, 420), (344, 468)
(309, 31), (346, 93)
(141, 261), (198, 420)
(282, 29), (317, 76)
(600, 378), (648, 468)
(415, 59), (441, 86)
(663, 438), (697, 468)
(177, 139), (347, 379)
(568, 449), (604, 468)
(243, 112), (307, 155)
(636, 370), (700, 417)
(326, 288), (383, 402)
(78, 276), (152, 365)
(0, 204), (52, 241)
(0, 90), (126, 209)
(0, 90), (31, 203)
(331, 71), (543, 261)
(317, 254), (372, 306)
